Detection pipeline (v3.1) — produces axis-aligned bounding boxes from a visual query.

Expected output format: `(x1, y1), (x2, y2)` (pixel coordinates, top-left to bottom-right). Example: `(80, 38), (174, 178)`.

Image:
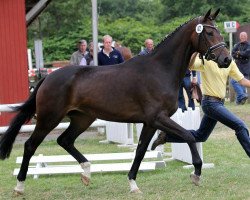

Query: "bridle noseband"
(196, 18), (226, 62)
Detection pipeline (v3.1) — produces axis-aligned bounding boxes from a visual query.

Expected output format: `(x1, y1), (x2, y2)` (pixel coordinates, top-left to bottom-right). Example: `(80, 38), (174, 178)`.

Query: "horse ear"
(210, 8), (220, 20)
(203, 9), (211, 22)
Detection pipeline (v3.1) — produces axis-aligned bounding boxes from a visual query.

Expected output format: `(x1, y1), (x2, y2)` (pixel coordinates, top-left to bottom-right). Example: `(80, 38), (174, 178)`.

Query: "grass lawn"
(0, 102), (250, 200)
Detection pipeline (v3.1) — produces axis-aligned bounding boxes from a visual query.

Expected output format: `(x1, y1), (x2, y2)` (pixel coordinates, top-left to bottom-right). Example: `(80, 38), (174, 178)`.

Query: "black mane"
(153, 17), (197, 52)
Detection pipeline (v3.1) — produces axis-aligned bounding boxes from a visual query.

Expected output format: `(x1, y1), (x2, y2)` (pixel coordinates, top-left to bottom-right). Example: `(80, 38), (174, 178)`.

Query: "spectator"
(98, 35), (124, 66)
(87, 41), (94, 65)
(115, 41), (133, 61)
(152, 53), (250, 159)
(79, 57), (87, 66)
(114, 41), (122, 48)
(178, 70), (197, 112)
(230, 32), (250, 105)
(139, 39), (154, 55)
(70, 39), (89, 65)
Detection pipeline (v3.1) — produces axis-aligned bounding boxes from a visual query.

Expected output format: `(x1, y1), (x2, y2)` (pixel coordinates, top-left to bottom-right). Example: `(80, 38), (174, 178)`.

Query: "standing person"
(152, 53), (250, 158)
(79, 57), (87, 66)
(138, 38), (154, 55)
(114, 41), (122, 48)
(230, 32), (250, 105)
(115, 41), (133, 61)
(98, 35), (124, 66)
(86, 41), (94, 65)
(178, 70), (197, 112)
(70, 39), (89, 65)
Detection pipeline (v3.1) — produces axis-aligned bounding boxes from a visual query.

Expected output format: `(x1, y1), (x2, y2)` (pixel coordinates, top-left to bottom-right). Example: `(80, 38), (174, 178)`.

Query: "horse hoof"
(81, 174), (90, 186)
(190, 172), (201, 186)
(130, 188), (143, 194)
(13, 189), (24, 196)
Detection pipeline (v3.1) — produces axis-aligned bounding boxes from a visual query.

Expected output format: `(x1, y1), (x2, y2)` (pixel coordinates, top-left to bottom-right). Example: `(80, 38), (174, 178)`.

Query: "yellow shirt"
(191, 57), (244, 99)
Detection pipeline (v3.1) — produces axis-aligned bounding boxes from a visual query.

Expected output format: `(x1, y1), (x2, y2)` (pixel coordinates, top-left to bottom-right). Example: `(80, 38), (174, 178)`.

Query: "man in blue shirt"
(98, 35), (124, 66)
(178, 70), (197, 112)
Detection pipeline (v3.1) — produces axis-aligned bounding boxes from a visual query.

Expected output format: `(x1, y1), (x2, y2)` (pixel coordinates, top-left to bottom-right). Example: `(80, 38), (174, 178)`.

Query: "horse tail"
(0, 77), (45, 160)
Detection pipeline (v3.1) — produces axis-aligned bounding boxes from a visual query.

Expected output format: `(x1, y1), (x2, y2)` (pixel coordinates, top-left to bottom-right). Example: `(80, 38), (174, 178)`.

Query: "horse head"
(191, 9), (232, 68)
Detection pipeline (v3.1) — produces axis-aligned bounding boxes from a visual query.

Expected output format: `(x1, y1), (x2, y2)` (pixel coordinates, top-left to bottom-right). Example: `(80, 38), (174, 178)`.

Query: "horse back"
(36, 62), (178, 121)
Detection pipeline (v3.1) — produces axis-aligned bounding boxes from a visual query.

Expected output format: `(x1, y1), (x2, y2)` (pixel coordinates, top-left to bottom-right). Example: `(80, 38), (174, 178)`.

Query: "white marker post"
(224, 21), (240, 54)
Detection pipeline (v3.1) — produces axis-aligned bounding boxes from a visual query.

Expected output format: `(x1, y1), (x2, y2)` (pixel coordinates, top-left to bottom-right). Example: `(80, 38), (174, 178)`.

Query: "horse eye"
(207, 32), (213, 36)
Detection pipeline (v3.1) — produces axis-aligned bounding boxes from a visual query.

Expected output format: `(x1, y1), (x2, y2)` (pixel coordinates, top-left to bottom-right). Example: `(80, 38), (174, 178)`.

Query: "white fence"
(105, 108), (201, 155)
(105, 122), (134, 145)
(170, 108), (203, 164)
(1, 104), (166, 177)
(0, 103), (212, 167)
(0, 120), (108, 134)
(105, 107), (213, 167)
(0, 103), (23, 112)
(14, 151), (166, 179)
(0, 104), (107, 135)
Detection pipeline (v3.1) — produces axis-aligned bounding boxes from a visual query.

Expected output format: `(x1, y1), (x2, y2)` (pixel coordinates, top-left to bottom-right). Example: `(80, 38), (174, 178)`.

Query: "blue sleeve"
(191, 70), (196, 77)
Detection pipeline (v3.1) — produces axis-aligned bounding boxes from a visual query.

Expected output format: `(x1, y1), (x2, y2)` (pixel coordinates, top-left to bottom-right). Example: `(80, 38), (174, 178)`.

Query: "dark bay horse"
(0, 9), (232, 194)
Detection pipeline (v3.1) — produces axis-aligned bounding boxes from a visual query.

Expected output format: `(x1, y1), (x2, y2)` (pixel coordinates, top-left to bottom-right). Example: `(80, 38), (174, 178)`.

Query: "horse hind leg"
(57, 113), (95, 186)
(152, 131), (202, 185)
(188, 143), (202, 186)
(128, 125), (156, 193)
(14, 116), (63, 195)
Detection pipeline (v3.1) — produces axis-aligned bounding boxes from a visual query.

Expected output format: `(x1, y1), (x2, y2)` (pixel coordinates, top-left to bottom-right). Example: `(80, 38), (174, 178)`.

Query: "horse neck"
(152, 22), (196, 78)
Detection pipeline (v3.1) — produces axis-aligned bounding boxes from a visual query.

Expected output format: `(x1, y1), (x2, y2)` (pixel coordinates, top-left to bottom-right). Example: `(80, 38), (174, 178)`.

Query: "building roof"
(25, 0), (52, 26)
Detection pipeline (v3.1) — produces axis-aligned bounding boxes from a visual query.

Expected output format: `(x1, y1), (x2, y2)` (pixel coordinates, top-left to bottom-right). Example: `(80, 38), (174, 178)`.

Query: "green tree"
(27, 0), (250, 62)
(28, 0), (92, 39)
(98, 0), (163, 22)
(160, 0), (249, 23)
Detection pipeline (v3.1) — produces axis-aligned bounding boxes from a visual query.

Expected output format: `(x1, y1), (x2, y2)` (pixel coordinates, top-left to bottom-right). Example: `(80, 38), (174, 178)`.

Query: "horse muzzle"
(217, 55), (232, 68)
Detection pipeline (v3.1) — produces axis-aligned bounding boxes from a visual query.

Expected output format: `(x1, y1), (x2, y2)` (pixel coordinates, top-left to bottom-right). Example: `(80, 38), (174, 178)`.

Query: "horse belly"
(78, 97), (144, 123)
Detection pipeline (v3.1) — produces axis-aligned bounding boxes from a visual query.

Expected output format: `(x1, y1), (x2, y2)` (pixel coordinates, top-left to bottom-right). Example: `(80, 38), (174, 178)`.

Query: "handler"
(152, 52), (250, 158)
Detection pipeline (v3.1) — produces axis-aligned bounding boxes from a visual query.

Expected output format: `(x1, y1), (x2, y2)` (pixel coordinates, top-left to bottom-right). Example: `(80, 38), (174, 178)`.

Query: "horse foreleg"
(57, 114), (95, 186)
(128, 125), (156, 193)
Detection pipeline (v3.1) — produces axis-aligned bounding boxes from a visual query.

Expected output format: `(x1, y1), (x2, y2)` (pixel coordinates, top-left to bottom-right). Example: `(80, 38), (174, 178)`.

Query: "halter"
(196, 17), (226, 62)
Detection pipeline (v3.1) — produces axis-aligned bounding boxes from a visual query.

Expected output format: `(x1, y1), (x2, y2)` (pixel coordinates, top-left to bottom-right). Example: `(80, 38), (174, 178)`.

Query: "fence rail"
(0, 103), (23, 112)
(1, 103), (213, 167)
